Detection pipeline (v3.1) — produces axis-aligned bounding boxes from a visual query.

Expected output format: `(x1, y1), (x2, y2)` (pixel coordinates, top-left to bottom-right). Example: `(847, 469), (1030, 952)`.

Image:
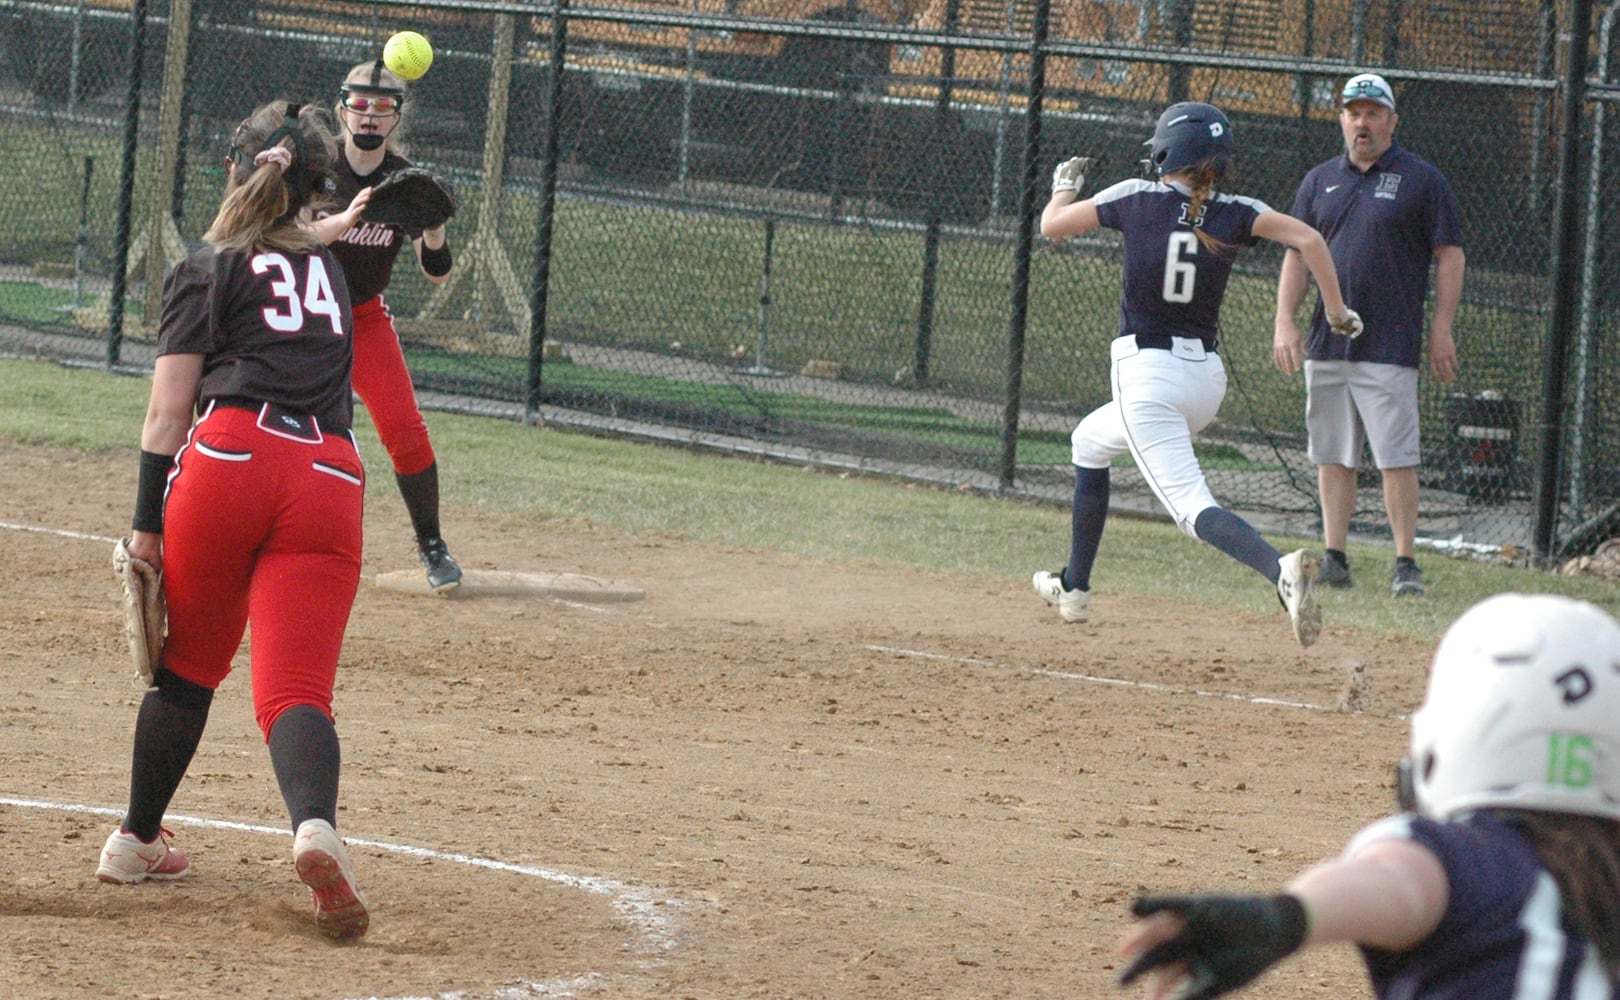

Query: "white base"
(373, 568), (645, 603)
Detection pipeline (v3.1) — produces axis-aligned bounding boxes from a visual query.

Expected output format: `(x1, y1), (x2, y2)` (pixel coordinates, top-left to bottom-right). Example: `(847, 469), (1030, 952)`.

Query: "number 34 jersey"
(156, 244), (355, 430)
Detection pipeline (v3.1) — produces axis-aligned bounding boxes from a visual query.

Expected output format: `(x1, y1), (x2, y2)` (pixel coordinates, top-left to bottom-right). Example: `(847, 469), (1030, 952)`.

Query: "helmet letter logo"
(1209, 123), (1225, 138)
(1555, 666), (1593, 704)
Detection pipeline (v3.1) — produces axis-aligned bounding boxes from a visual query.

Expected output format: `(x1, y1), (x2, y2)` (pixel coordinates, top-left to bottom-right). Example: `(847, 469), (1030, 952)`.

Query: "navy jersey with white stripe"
(1092, 178), (1269, 345)
(1347, 811), (1617, 999)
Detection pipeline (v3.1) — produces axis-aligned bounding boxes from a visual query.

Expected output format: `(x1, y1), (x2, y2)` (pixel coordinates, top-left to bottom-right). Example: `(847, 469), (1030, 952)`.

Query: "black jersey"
(1093, 178), (1268, 346)
(156, 243), (355, 429)
(328, 147), (417, 302)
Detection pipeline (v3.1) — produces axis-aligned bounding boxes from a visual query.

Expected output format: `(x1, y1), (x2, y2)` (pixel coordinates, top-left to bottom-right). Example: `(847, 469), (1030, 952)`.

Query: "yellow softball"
(383, 31), (433, 81)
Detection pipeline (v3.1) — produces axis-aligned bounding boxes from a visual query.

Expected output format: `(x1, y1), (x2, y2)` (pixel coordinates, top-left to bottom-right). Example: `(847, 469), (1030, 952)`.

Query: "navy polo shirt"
(1290, 141), (1461, 367)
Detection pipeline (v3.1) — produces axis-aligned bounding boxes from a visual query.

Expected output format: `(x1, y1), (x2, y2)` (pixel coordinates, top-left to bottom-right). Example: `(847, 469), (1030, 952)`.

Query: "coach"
(1272, 72), (1466, 598)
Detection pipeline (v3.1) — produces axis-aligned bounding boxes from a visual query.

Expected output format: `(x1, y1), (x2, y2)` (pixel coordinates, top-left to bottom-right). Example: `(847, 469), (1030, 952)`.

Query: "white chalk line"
(4, 515), (684, 995)
(3, 795), (684, 1000)
(863, 643), (1402, 718)
(0, 519), (119, 543)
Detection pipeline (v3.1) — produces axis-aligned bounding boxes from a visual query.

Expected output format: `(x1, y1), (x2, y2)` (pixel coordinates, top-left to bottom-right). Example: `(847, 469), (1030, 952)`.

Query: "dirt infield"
(0, 438), (1431, 999)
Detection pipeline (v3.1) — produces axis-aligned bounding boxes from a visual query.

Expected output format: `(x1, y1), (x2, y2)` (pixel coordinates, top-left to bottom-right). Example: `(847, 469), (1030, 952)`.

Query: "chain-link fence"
(0, 0), (1614, 561)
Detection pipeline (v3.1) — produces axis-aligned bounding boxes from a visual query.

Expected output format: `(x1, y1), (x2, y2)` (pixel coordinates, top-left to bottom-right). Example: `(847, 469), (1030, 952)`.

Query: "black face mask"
(350, 133), (385, 152)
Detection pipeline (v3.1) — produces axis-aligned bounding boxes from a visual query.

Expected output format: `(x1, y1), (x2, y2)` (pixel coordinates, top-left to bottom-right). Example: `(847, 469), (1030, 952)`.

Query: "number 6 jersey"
(1093, 177), (1269, 347)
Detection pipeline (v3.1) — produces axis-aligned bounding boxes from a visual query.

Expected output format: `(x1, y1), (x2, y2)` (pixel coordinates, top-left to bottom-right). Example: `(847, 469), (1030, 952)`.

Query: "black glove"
(359, 167), (457, 230)
(1118, 893), (1308, 1000)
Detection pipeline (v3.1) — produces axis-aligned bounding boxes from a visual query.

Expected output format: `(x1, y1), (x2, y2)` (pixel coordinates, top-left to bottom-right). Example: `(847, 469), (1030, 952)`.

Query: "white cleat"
(96, 827), (190, 884)
(1277, 549), (1322, 648)
(1032, 570), (1090, 623)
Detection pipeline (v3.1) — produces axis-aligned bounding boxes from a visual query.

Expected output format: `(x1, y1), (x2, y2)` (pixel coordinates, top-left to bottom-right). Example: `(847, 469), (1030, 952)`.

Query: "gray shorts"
(1304, 360), (1421, 469)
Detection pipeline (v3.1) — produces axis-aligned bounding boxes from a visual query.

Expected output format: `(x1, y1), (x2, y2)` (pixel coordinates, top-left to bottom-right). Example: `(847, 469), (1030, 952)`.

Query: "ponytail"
(205, 101), (338, 254)
(1182, 159), (1236, 257)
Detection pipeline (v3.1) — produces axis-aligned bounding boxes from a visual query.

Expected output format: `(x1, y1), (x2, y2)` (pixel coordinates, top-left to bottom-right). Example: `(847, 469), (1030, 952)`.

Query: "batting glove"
(1051, 156), (1093, 195)
(1329, 308), (1364, 339)
(1118, 893), (1309, 1000)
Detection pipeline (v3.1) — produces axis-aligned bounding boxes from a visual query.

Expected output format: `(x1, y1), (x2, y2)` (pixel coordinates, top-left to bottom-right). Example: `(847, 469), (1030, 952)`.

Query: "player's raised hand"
(334, 187), (372, 230)
(1051, 156), (1094, 195)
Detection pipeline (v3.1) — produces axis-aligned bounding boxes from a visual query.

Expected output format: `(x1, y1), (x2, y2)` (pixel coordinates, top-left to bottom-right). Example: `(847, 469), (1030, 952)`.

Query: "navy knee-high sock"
(268, 704), (342, 832)
(122, 669), (214, 842)
(1065, 466), (1111, 592)
(1193, 507), (1282, 583)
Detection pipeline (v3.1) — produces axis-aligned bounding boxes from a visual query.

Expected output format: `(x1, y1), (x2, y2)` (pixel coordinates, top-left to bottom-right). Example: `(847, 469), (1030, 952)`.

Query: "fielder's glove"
(112, 537), (165, 688)
(1329, 308), (1364, 339)
(1118, 893), (1309, 1000)
(359, 167), (458, 230)
(1051, 156), (1093, 195)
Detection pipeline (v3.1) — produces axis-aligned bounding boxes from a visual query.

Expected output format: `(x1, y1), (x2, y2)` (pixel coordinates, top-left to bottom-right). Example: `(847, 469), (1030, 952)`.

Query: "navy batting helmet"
(1145, 102), (1234, 178)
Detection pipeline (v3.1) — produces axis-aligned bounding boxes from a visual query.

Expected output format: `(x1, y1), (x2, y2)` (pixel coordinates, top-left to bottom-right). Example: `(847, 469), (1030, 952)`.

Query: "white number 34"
(252, 252), (345, 336)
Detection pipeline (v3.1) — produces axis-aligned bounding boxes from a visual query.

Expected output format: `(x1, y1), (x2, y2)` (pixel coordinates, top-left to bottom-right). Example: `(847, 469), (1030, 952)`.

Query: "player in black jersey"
(313, 59), (462, 593)
(97, 101), (371, 939)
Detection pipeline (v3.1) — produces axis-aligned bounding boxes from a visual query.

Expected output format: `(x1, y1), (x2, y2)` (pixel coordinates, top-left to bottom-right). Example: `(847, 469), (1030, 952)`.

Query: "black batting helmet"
(1145, 102), (1234, 178)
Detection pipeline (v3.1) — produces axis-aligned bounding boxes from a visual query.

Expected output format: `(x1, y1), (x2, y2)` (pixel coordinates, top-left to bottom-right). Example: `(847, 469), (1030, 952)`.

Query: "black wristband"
(421, 239), (451, 277)
(132, 449), (175, 534)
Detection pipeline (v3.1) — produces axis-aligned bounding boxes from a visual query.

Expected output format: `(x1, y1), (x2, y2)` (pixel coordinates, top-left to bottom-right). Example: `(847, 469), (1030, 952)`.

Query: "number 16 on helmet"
(1401, 593), (1620, 822)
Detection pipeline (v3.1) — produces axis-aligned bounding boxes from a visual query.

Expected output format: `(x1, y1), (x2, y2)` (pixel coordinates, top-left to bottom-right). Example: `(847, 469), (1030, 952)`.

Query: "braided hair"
(1178, 157), (1237, 258)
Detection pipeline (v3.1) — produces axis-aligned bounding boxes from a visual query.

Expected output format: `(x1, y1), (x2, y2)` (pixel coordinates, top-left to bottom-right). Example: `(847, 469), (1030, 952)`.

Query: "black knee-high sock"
(268, 704), (341, 832)
(122, 669), (214, 842)
(1193, 507), (1283, 583)
(1065, 466), (1110, 592)
(396, 461), (442, 542)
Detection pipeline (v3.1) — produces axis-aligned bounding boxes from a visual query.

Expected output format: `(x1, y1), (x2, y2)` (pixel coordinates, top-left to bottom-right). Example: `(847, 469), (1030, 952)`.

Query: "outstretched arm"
(310, 187), (371, 244)
(1117, 837), (1447, 1000)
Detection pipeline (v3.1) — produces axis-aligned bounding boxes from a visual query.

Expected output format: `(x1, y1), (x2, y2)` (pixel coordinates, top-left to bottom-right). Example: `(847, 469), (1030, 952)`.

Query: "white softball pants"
(1070, 335), (1225, 538)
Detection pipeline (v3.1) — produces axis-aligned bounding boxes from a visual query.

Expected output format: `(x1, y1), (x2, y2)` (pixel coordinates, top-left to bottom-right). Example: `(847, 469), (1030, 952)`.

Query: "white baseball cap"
(1341, 73), (1396, 111)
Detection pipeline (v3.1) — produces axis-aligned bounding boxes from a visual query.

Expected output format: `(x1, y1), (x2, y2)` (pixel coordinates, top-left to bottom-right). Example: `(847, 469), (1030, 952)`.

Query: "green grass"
(4, 356), (1614, 646)
(404, 346), (1274, 469)
(0, 120), (1554, 477)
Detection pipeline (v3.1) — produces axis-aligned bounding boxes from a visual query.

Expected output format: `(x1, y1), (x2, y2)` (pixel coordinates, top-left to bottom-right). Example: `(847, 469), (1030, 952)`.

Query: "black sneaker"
(418, 537), (463, 594)
(1391, 560), (1425, 598)
(1318, 550), (1354, 589)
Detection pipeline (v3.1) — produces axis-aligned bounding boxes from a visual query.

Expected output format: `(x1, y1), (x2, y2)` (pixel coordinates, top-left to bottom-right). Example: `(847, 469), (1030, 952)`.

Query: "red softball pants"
(159, 405), (366, 739)
(351, 295), (436, 476)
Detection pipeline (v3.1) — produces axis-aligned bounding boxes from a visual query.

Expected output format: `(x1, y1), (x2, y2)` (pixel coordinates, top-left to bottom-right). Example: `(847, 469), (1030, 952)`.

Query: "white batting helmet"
(1404, 593), (1620, 821)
